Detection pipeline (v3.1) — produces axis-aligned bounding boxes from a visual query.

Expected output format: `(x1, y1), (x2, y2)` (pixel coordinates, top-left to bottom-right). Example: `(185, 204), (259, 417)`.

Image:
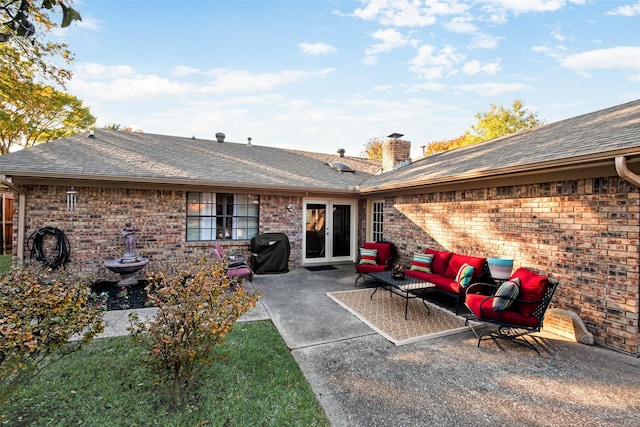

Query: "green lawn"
(0, 321), (329, 426)
(0, 255), (11, 275)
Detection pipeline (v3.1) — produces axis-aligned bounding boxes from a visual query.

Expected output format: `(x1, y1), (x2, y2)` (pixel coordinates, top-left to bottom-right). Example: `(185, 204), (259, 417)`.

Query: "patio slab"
(254, 264), (640, 427)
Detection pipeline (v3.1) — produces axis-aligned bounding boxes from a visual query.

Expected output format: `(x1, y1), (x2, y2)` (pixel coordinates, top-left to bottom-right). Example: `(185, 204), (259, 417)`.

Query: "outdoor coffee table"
(368, 271), (436, 320)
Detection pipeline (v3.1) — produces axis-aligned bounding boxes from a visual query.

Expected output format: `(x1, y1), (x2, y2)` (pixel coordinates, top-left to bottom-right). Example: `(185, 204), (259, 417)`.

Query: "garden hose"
(26, 227), (71, 269)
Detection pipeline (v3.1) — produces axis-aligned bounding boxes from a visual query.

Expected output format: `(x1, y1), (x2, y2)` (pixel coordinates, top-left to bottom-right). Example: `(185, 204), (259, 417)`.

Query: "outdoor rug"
(327, 288), (478, 345)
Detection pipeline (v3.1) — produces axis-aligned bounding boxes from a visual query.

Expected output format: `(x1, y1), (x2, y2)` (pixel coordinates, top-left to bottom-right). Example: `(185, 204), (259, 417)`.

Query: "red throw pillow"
(424, 248), (453, 275)
(511, 267), (549, 317)
(445, 254), (486, 279)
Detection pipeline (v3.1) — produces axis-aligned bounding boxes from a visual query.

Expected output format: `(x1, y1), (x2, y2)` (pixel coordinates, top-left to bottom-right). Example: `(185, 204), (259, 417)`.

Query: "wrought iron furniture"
(464, 267), (559, 355)
(368, 270), (435, 320)
(213, 243), (254, 283)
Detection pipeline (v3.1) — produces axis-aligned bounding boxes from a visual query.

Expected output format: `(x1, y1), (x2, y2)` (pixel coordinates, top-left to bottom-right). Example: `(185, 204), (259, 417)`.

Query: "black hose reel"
(26, 227), (71, 269)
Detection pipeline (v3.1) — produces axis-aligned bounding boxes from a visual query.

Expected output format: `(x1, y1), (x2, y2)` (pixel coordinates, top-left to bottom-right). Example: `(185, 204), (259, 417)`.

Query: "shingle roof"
(0, 130), (381, 193)
(359, 99), (640, 192)
(2, 99), (640, 194)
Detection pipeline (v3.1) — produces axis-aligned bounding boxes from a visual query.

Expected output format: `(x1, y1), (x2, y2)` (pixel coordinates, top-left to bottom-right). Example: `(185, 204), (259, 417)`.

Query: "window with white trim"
(371, 200), (384, 242)
(187, 192), (259, 241)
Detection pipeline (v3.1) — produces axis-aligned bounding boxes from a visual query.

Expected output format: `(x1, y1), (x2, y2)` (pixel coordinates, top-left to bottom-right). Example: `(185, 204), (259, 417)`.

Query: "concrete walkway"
(103, 265), (640, 426)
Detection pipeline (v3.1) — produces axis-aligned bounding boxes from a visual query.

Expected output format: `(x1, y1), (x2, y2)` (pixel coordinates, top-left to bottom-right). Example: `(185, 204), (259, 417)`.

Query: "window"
(187, 192), (259, 241)
(371, 200), (384, 242)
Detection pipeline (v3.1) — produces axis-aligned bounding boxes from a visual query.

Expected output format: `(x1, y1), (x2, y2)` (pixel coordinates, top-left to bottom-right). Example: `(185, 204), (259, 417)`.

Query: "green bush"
(129, 257), (260, 406)
(0, 265), (105, 402)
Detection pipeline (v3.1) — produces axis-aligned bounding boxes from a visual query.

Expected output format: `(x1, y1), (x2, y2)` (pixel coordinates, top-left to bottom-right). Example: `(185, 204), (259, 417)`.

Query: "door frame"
(302, 198), (357, 265)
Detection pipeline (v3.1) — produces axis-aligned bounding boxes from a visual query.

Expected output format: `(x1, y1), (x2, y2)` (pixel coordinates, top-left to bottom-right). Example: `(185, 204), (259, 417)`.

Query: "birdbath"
(104, 219), (149, 286)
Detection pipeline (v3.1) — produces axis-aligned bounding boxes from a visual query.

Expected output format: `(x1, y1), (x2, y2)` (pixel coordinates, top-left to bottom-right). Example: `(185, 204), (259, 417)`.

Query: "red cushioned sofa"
(404, 248), (490, 314)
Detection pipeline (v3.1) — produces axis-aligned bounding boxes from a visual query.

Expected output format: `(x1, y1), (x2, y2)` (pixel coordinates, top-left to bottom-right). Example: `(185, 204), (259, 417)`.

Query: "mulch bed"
(91, 281), (150, 311)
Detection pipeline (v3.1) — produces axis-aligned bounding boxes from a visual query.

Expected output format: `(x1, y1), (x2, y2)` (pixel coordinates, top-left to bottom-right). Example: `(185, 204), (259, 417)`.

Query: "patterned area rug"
(327, 288), (477, 345)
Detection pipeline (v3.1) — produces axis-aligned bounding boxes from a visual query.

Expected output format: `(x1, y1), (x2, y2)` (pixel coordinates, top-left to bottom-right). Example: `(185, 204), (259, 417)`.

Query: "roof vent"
(337, 148), (345, 157)
(328, 161), (355, 173)
(88, 130), (95, 138)
(215, 132), (225, 143)
(248, 137), (252, 146)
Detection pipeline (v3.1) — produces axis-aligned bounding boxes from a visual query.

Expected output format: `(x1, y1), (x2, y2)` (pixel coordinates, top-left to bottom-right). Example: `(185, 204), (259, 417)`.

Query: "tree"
(0, 75), (95, 154)
(104, 124), (144, 133)
(466, 99), (543, 144)
(361, 137), (384, 160)
(425, 99), (544, 155)
(1, 0), (81, 42)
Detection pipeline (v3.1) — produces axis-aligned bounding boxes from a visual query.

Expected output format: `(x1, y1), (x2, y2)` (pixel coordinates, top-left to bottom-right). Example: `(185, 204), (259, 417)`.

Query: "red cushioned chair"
(354, 241), (394, 286)
(213, 243), (254, 283)
(464, 267), (559, 355)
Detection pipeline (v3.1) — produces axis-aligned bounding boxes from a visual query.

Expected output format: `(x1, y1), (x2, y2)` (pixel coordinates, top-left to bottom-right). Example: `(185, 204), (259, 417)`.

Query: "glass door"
(303, 199), (355, 265)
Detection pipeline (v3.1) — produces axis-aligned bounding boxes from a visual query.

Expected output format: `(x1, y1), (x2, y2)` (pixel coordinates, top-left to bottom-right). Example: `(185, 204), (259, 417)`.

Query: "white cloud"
(171, 66), (202, 77)
(606, 2), (640, 16)
(363, 28), (413, 65)
(453, 82), (529, 96)
(199, 68), (336, 94)
(443, 17), (478, 33)
(74, 63), (134, 78)
(462, 59), (501, 75)
(470, 33), (503, 49)
(299, 42), (338, 55)
(352, 0), (468, 27)
(71, 75), (194, 101)
(560, 46), (640, 78)
(479, 0), (586, 23)
(405, 82), (447, 92)
(409, 44), (464, 79)
(372, 84), (394, 91)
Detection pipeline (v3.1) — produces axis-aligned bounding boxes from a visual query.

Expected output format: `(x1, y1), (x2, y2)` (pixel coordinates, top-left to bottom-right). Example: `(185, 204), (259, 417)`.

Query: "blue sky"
(52, 0), (640, 158)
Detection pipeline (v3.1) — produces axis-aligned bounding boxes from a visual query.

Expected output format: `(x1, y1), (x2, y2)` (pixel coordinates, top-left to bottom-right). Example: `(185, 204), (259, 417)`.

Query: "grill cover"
(251, 232), (290, 274)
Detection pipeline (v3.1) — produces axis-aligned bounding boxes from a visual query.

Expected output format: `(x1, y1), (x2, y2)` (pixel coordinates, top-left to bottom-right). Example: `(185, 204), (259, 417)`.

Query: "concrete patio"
(104, 264), (640, 426)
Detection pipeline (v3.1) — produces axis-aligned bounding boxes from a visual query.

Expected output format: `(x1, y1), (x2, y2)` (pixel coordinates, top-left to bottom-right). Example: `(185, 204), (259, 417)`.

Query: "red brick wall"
(258, 195), (303, 268)
(15, 186), (304, 279)
(381, 177), (640, 355)
(381, 139), (411, 172)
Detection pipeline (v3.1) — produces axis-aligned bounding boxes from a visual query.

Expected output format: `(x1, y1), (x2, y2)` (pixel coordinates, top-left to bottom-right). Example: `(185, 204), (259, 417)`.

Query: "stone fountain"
(104, 219), (149, 286)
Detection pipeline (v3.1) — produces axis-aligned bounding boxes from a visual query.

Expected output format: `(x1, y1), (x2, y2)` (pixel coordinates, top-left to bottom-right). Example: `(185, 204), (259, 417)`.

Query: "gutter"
(0, 175), (25, 262)
(615, 156), (640, 187)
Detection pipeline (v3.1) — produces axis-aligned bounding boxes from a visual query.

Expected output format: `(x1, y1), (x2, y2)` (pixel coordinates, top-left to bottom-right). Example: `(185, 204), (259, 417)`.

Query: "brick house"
(1, 99), (639, 356)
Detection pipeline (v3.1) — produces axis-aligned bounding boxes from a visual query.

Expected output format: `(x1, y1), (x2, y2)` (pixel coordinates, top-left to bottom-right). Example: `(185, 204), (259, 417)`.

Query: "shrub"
(0, 265), (105, 402)
(129, 257), (260, 406)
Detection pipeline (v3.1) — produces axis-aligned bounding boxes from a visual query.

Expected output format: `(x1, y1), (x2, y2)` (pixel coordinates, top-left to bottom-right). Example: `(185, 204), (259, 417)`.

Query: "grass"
(0, 321), (330, 426)
(0, 254), (11, 275)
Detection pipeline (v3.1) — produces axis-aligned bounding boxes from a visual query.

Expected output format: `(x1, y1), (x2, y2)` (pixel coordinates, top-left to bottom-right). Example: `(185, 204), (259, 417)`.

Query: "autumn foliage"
(128, 257), (260, 406)
(0, 265), (105, 400)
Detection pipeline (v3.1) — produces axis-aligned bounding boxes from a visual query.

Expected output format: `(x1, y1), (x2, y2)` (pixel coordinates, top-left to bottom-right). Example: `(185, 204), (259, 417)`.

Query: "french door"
(303, 199), (356, 265)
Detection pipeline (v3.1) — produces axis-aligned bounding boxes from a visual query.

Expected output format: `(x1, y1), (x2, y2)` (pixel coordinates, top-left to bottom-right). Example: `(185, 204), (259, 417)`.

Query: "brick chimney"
(382, 134), (411, 172)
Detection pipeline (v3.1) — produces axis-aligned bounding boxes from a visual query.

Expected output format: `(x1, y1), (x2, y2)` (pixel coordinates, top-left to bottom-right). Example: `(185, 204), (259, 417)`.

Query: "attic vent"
(328, 162), (355, 173)
(215, 132), (225, 143)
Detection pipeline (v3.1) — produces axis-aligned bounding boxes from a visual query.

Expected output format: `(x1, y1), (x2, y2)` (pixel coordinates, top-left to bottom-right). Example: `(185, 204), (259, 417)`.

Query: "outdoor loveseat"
(354, 241), (394, 286)
(404, 248), (490, 314)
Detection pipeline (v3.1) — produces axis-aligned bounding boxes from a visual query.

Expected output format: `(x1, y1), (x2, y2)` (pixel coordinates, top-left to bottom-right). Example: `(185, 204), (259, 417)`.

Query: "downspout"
(615, 155), (640, 355)
(615, 156), (640, 187)
(0, 175), (26, 262)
